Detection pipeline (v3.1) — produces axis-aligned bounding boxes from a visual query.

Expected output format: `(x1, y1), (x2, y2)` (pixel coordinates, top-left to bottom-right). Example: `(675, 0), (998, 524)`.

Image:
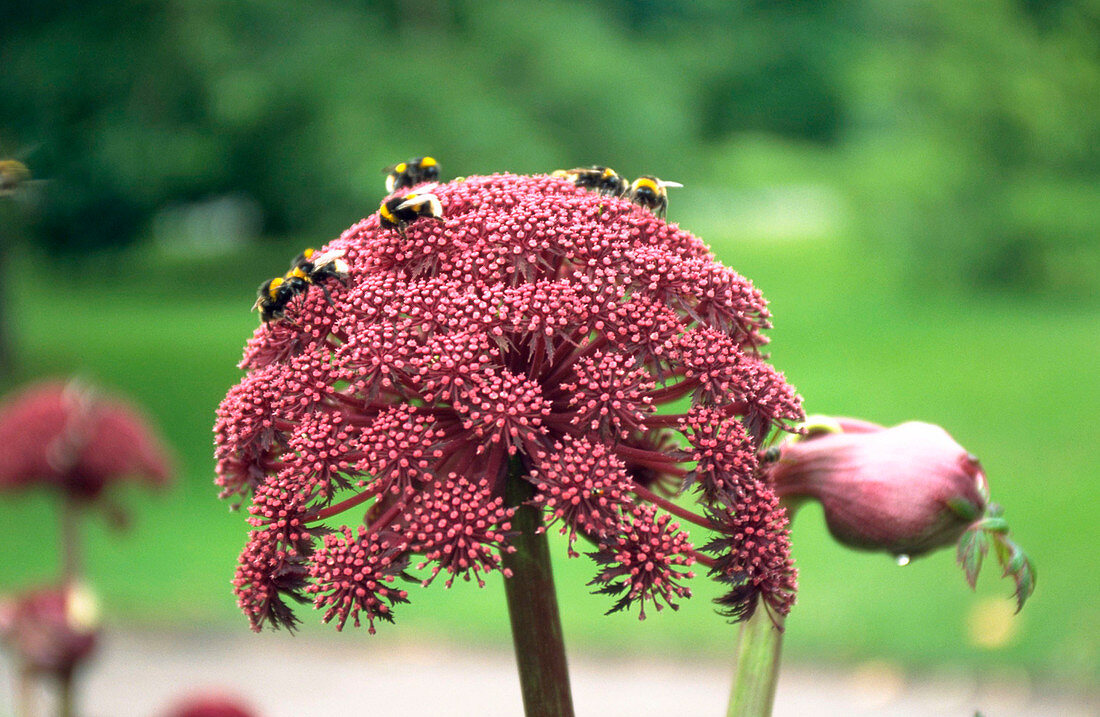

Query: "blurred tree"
(0, 0), (1096, 294)
(844, 0), (1100, 291)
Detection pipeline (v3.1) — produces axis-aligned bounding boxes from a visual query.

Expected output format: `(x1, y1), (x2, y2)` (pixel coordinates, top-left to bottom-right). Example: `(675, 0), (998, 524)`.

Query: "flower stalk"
(501, 457), (575, 717)
(726, 610), (784, 717)
(59, 497), (81, 583)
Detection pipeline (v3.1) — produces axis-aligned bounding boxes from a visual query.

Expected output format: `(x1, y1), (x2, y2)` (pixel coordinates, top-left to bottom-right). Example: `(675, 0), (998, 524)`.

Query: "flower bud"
(768, 419), (988, 558)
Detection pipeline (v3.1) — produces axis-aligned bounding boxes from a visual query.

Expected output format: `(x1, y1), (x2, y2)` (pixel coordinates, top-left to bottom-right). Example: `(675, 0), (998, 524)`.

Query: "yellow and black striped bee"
(253, 248), (349, 323)
(626, 175), (682, 218)
(0, 159), (31, 197)
(552, 166), (629, 197)
(253, 277), (297, 324)
(379, 190), (444, 235)
(286, 248), (349, 301)
(384, 156), (440, 194)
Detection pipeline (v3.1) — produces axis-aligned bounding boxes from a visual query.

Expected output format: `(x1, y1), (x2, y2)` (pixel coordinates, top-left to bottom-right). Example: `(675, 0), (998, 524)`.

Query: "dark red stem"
(306, 483), (385, 522)
(631, 484), (720, 532)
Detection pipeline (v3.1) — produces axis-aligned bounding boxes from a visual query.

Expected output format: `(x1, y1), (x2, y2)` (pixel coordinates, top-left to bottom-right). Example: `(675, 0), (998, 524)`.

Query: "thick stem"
(501, 458), (575, 717)
(60, 498), (81, 583)
(726, 609), (785, 717)
(58, 668), (75, 717)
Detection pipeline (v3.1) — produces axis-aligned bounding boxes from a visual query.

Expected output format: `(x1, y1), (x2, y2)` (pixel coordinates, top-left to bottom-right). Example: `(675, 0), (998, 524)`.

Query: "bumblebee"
(760, 446), (782, 464)
(384, 156), (440, 193)
(379, 190), (444, 234)
(253, 277), (298, 323)
(552, 166), (629, 197)
(0, 159), (31, 197)
(288, 247), (349, 288)
(253, 248), (349, 323)
(626, 175), (682, 218)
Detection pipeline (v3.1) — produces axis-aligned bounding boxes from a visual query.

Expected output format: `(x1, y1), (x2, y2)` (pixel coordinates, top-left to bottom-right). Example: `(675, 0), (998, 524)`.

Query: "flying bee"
(379, 190), (444, 235)
(552, 165), (629, 197)
(626, 175), (683, 218)
(384, 156), (440, 193)
(0, 159), (31, 197)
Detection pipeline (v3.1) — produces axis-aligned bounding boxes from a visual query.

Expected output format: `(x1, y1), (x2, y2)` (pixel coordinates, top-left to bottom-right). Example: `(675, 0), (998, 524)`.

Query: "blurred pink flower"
(0, 381), (173, 501)
(163, 694), (257, 717)
(0, 583), (99, 678)
(216, 173), (804, 631)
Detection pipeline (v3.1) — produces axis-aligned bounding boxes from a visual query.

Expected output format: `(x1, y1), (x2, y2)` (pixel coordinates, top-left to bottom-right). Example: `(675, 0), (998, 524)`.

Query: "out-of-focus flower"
(0, 583), (99, 678)
(0, 380), (173, 501)
(163, 694), (258, 717)
(216, 173), (804, 631)
(766, 417), (1034, 610)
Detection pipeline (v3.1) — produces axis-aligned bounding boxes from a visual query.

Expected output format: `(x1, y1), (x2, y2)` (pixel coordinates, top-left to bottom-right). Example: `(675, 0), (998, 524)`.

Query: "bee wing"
(658, 180), (684, 189)
(309, 248), (346, 268)
(397, 192), (444, 218)
(251, 296), (263, 312)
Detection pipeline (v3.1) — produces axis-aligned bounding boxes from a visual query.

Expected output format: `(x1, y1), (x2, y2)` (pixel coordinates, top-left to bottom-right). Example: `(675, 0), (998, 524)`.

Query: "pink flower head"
(0, 381), (173, 501)
(216, 173), (804, 631)
(767, 417), (1034, 609)
(0, 583), (99, 677)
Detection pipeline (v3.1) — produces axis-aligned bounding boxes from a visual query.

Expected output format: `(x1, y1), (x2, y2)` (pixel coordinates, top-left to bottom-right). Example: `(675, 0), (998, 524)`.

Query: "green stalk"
(501, 458), (575, 717)
(726, 609), (785, 717)
(59, 497), (81, 583)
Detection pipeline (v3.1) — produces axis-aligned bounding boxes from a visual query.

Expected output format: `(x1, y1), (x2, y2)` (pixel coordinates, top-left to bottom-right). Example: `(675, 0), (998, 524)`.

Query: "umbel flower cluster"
(215, 173), (804, 632)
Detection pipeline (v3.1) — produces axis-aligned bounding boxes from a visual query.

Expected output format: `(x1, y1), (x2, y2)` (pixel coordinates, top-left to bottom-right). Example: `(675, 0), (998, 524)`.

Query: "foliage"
(1, 1), (1097, 293)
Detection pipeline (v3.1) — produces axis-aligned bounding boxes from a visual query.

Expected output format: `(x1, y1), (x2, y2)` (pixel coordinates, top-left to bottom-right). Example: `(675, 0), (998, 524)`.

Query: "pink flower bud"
(768, 420), (987, 558)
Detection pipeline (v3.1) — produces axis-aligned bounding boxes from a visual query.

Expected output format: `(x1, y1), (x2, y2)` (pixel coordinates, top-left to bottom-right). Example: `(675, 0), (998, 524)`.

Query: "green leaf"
(992, 535), (1036, 612)
(975, 516), (1009, 533)
(956, 528), (989, 590)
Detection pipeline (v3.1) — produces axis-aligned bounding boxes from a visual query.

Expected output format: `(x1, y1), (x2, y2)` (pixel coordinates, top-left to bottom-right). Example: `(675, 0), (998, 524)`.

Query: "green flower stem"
(501, 458), (575, 717)
(726, 609), (785, 717)
(60, 497), (81, 583)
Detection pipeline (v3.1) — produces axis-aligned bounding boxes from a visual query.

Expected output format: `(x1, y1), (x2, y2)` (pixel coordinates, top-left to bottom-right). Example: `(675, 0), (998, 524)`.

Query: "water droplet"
(895, 554), (911, 567)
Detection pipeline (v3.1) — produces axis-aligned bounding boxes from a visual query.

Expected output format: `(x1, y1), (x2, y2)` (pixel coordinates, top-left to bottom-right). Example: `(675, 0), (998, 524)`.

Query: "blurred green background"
(1, 0), (1097, 690)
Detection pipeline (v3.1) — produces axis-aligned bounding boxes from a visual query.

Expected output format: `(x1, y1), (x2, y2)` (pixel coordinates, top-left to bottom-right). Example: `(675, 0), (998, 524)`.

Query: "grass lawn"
(1, 234), (1096, 685)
